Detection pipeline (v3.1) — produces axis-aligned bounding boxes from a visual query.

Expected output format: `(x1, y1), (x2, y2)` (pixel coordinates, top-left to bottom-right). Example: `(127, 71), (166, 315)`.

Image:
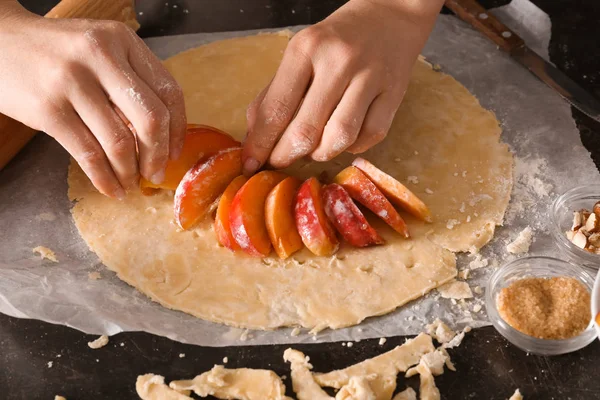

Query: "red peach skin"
(334, 166), (409, 238)
(174, 147), (243, 230)
(352, 157), (432, 222)
(214, 175), (249, 250)
(229, 171), (288, 257)
(322, 184), (384, 247)
(265, 177), (304, 259)
(141, 124), (240, 191)
(294, 177), (339, 256)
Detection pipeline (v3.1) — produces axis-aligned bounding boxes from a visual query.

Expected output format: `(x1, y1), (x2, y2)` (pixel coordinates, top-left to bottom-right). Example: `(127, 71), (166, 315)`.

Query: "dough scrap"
(137, 332), (457, 400)
(335, 376), (377, 400)
(169, 365), (291, 400)
(508, 389), (523, 400)
(136, 374), (192, 400)
(283, 349), (332, 400)
(392, 388), (417, 400)
(314, 333), (434, 400)
(442, 326), (471, 349)
(414, 363), (440, 400)
(405, 349), (447, 377)
(425, 319), (455, 344)
(32, 246), (58, 263)
(68, 31), (512, 331)
(55, 396), (67, 400)
(506, 227), (533, 254)
(87, 335), (109, 349)
(436, 280), (473, 299)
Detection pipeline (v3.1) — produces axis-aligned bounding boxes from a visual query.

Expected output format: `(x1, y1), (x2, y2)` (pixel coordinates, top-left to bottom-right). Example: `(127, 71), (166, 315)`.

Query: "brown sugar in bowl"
(487, 256), (597, 355)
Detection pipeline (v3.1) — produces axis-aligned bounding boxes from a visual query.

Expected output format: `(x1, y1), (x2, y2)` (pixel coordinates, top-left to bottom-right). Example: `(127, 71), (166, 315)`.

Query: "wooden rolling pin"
(0, 0), (139, 171)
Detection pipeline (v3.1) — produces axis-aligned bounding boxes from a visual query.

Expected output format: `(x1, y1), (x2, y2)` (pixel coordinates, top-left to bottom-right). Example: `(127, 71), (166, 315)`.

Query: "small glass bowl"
(487, 256), (597, 355)
(591, 269), (600, 339)
(551, 185), (600, 269)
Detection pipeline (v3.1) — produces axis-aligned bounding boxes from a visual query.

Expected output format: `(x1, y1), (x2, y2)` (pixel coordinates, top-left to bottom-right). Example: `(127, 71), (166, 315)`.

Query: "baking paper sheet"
(1, 6), (598, 347)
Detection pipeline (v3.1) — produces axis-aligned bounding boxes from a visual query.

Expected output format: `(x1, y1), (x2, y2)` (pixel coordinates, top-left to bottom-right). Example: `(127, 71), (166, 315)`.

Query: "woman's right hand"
(0, 3), (186, 198)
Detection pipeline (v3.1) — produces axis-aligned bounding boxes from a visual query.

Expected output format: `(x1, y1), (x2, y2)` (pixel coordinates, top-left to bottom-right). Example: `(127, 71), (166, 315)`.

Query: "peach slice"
(334, 166), (409, 238)
(294, 177), (339, 256)
(229, 171), (288, 257)
(323, 184), (385, 247)
(141, 124), (240, 191)
(352, 157), (432, 222)
(265, 177), (304, 259)
(140, 186), (160, 196)
(214, 175), (248, 250)
(174, 147), (243, 230)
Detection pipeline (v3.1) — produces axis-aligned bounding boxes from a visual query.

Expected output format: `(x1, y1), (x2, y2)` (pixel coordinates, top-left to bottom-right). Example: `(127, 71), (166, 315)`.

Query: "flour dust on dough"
(68, 32), (512, 331)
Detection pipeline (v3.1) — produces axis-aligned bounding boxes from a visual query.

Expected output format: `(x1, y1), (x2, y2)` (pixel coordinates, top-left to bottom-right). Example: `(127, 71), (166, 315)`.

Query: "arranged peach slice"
(229, 171), (288, 257)
(141, 124), (240, 191)
(294, 177), (339, 256)
(323, 184), (385, 247)
(265, 177), (304, 259)
(214, 175), (249, 250)
(352, 157), (432, 222)
(334, 166), (409, 238)
(140, 186), (160, 196)
(174, 147), (242, 230)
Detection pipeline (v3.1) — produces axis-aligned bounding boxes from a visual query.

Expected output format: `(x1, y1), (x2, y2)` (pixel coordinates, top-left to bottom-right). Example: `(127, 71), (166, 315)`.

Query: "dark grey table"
(2, 1), (600, 399)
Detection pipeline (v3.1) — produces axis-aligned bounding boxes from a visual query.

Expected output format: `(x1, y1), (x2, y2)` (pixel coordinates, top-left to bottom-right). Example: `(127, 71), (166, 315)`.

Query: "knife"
(445, 0), (600, 123)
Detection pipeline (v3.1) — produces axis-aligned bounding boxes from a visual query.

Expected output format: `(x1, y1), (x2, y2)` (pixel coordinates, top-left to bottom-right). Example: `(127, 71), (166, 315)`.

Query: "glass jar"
(551, 185), (600, 269)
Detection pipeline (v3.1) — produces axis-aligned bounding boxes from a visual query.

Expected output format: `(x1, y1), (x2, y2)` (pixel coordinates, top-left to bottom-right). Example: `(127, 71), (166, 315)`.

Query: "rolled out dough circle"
(68, 32), (512, 331)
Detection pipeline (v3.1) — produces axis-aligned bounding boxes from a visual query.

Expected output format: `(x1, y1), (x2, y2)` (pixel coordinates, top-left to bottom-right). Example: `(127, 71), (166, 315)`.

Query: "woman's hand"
(0, 4), (186, 198)
(243, 0), (443, 175)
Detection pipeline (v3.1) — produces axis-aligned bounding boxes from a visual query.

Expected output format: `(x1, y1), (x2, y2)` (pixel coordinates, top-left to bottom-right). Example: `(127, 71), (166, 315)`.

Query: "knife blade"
(445, 0), (600, 123)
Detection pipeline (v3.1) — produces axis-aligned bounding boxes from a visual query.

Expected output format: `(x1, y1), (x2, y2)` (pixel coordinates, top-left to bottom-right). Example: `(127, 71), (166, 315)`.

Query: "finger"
(268, 72), (348, 169)
(346, 92), (400, 154)
(50, 107), (125, 199)
(242, 48), (312, 175)
(128, 33), (187, 161)
(310, 77), (379, 162)
(245, 82), (271, 139)
(70, 81), (139, 191)
(99, 64), (170, 185)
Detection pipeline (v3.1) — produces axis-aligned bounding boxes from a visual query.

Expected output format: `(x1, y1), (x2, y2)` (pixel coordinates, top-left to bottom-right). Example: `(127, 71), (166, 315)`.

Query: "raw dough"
(32, 246), (58, 263)
(412, 363), (440, 400)
(87, 335), (109, 349)
(425, 319), (455, 344)
(68, 31), (512, 330)
(436, 280), (473, 299)
(169, 365), (290, 400)
(136, 374), (192, 400)
(335, 377), (376, 400)
(136, 332), (458, 400)
(283, 349), (332, 400)
(314, 333), (434, 400)
(506, 226), (533, 254)
(392, 388), (417, 400)
(509, 389), (523, 400)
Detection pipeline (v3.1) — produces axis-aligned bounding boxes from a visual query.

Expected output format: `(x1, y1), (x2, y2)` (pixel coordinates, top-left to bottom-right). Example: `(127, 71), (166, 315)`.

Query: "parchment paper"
(1, 7), (598, 347)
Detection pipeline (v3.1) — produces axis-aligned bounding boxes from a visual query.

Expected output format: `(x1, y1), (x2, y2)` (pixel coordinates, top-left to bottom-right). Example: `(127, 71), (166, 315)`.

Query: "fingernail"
(114, 187), (126, 200)
(150, 170), (165, 185)
(243, 157), (261, 176)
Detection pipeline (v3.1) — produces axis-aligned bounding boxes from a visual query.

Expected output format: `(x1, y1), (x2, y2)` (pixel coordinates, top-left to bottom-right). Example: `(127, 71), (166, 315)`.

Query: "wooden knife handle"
(0, 0), (139, 171)
(445, 0), (524, 53)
